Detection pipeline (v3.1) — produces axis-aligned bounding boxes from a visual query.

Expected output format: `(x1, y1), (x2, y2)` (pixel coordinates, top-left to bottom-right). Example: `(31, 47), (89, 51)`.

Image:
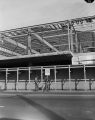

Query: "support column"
(16, 68), (19, 91)
(69, 65), (71, 91)
(54, 66), (56, 90)
(29, 67), (31, 83)
(14, 71), (16, 90)
(68, 23), (71, 51)
(28, 28), (32, 55)
(84, 65), (87, 90)
(5, 68), (8, 90)
(41, 66), (43, 82)
(70, 26), (73, 52)
(75, 33), (78, 53)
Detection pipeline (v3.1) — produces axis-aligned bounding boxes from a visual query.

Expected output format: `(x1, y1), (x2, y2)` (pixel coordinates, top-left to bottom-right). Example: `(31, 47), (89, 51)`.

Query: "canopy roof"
(0, 15), (95, 58)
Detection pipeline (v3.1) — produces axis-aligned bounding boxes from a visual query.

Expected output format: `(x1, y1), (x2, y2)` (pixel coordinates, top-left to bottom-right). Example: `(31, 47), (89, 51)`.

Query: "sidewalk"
(1, 90), (95, 97)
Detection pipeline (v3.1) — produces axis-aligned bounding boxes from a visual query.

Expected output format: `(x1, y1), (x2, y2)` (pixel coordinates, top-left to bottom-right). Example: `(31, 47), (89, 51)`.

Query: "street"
(0, 94), (95, 120)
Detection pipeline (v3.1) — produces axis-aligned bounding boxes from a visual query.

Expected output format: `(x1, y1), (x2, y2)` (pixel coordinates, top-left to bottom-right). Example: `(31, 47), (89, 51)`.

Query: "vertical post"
(70, 26), (73, 52)
(16, 68), (19, 91)
(5, 68), (8, 90)
(75, 33), (78, 53)
(41, 66), (43, 82)
(14, 70), (17, 90)
(41, 67), (43, 91)
(68, 23), (71, 51)
(84, 65), (87, 90)
(25, 70), (28, 90)
(69, 65), (71, 91)
(28, 28), (32, 55)
(54, 66), (56, 90)
(29, 67), (31, 83)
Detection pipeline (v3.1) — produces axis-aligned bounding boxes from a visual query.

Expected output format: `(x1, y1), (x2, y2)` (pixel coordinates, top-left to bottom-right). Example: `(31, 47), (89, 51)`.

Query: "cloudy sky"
(0, 0), (95, 31)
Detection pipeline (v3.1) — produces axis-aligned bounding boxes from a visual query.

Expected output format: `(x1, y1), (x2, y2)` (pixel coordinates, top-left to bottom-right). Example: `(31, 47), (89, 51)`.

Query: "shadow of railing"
(18, 95), (66, 120)
(0, 118), (22, 120)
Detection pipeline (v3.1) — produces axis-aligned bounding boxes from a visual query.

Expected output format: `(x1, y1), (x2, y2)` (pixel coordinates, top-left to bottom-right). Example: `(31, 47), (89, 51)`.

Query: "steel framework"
(0, 15), (95, 57)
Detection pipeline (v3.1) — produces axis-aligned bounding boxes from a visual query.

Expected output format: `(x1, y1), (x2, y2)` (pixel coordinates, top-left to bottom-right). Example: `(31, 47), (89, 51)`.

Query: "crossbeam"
(1, 35), (40, 54)
(27, 34), (40, 55)
(32, 33), (60, 53)
(0, 47), (21, 56)
(0, 54), (7, 58)
(2, 35), (26, 49)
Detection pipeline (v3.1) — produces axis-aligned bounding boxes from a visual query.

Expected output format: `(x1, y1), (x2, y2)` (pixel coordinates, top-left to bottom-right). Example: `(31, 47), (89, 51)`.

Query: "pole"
(29, 67), (31, 83)
(16, 68), (19, 90)
(70, 26), (73, 52)
(68, 23), (71, 51)
(54, 66), (56, 90)
(5, 68), (8, 90)
(69, 65), (71, 91)
(75, 33), (78, 53)
(84, 65), (87, 90)
(28, 28), (32, 55)
(41, 66), (43, 82)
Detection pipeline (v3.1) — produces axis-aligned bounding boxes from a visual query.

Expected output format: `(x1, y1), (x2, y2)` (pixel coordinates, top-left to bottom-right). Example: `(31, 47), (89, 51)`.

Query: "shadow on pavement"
(18, 95), (66, 120)
(0, 118), (22, 120)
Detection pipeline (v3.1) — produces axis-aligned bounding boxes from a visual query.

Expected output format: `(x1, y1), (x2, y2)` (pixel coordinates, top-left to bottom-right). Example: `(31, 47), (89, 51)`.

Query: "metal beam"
(0, 55), (7, 58)
(2, 35), (26, 49)
(43, 33), (74, 39)
(27, 29), (40, 55)
(1, 35), (40, 54)
(67, 23), (71, 51)
(31, 32), (60, 53)
(7, 29), (63, 38)
(28, 35), (40, 54)
(0, 47), (21, 56)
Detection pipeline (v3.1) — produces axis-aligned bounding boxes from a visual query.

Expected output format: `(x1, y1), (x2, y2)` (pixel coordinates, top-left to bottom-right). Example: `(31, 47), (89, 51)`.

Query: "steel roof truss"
(32, 32), (60, 53)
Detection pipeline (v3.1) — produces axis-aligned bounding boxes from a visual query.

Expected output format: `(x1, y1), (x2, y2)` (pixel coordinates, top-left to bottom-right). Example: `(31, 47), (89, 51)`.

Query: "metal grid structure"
(0, 15), (95, 58)
(0, 15), (95, 91)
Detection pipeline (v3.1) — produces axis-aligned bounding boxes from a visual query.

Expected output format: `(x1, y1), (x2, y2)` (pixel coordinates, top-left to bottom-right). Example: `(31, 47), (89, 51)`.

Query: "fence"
(0, 65), (95, 91)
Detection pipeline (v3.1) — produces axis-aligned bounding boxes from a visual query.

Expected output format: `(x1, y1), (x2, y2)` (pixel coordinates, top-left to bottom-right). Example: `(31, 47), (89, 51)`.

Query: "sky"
(0, 0), (95, 31)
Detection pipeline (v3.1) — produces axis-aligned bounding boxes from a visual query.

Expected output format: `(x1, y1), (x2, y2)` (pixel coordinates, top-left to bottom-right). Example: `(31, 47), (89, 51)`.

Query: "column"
(84, 65), (87, 90)
(29, 67), (31, 83)
(69, 65), (71, 91)
(70, 27), (73, 52)
(75, 33), (78, 53)
(5, 68), (8, 90)
(68, 23), (71, 51)
(41, 66), (43, 81)
(54, 66), (56, 90)
(16, 68), (19, 90)
(28, 28), (32, 55)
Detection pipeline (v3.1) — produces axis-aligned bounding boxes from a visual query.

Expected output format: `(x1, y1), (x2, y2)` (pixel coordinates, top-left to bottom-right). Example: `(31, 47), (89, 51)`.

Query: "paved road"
(0, 94), (95, 120)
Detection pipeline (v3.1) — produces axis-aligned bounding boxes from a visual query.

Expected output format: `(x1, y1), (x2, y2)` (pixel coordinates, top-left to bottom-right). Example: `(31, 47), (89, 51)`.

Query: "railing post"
(29, 67), (31, 83)
(69, 65), (71, 91)
(41, 66), (43, 82)
(84, 65), (87, 90)
(5, 68), (8, 90)
(54, 66), (56, 90)
(16, 68), (19, 91)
